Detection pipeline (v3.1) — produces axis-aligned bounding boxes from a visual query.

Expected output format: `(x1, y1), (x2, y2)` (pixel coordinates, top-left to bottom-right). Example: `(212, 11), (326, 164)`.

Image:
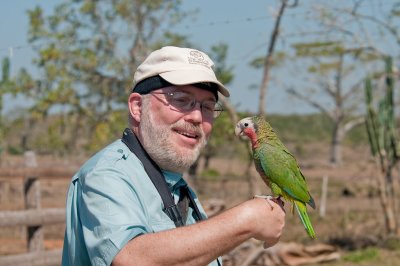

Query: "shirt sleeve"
(77, 159), (150, 266)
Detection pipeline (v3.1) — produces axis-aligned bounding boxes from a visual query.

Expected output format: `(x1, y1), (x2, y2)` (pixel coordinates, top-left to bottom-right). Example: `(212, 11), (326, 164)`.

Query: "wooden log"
(0, 208), (65, 227)
(237, 242), (340, 266)
(0, 249), (62, 266)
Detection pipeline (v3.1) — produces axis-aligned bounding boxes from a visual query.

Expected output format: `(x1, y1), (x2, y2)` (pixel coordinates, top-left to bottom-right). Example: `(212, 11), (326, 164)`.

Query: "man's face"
(139, 85), (215, 173)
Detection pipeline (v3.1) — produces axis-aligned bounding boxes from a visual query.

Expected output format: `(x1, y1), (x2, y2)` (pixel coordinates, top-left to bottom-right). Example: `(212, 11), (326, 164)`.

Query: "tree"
(0, 57), (10, 154)
(0, 57), (24, 154)
(288, 42), (368, 165)
(245, 0), (298, 195)
(21, 0), (194, 153)
(283, 0), (400, 165)
(306, 0), (400, 234)
(365, 56), (400, 236)
(257, 0), (298, 117)
(0, 57), (10, 114)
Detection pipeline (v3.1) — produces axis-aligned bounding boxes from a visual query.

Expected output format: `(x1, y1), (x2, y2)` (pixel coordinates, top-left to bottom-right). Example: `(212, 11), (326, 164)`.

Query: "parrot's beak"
(235, 123), (244, 137)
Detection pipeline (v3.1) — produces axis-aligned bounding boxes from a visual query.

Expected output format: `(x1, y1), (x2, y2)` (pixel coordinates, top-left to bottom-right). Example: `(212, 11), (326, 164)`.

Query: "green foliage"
(85, 110), (126, 153)
(308, 61), (339, 74)
(266, 113), (333, 143)
(383, 237), (400, 251)
(249, 51), (287, 69)
(22, 0), (195, 143)
(343, 247), (379, 263)
(364, 56), (400, 236)
(200, 168), (220, 180)
(7, 146), (24, 155)
(205, 112), (236, 159)
(365, 56), (398, 161)
(201, 168), (220, 177)
(210, 43), (234, 84)
(3, 109), (369, 158)
(2, 57), (10, 82)
(344, 123), (369, 146)
(196, 43), (235, 163)
(292, 41), (345, 57)
(391, 2), (400, 16)
(85, 122), (113, 152)
(33, 122), (67, 154)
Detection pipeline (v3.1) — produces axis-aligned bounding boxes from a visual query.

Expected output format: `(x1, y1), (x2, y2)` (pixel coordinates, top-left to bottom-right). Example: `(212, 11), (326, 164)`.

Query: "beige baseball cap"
(133, 46), (230, 97)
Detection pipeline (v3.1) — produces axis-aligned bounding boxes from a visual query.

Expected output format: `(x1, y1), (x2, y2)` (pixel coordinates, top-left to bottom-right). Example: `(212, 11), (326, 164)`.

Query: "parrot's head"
(235, 116), (274, 146)
(235, 116), (258, 139)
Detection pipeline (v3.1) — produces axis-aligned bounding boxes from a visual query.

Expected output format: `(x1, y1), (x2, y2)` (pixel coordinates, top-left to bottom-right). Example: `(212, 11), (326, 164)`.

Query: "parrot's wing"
(257, 143), (312, 204)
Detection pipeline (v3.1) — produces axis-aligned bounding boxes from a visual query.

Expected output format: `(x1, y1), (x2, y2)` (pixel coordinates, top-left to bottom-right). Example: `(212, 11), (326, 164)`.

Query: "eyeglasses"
(150, 90), (224, 119)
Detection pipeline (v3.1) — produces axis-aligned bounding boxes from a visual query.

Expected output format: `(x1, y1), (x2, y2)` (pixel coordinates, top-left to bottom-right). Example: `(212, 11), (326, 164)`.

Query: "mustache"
(171, 121), (205, 139)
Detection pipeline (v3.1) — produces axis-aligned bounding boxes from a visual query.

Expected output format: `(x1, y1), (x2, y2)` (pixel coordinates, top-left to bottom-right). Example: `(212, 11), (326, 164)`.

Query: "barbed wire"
(0, 1), (394, 60)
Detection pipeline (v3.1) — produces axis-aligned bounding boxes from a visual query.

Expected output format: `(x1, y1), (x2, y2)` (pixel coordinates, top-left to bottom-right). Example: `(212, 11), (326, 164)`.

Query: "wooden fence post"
(319, 175), (328, 218)
(24, 176), (43, 252)
(24, 150), (43, 252)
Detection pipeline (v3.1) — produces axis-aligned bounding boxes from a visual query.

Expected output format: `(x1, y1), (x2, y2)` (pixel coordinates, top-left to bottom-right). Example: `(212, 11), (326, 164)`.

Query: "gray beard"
(139, 106), (207, 173)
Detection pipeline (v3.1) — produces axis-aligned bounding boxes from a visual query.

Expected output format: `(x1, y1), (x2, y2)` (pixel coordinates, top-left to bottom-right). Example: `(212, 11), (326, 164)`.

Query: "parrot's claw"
(253, 195), (275, 200)
(253, 195), (276, 210)
(253, 195), (285, 210)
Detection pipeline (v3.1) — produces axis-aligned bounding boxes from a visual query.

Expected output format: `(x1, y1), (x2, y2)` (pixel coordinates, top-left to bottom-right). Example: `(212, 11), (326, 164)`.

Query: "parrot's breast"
(254, 153), (272, 188)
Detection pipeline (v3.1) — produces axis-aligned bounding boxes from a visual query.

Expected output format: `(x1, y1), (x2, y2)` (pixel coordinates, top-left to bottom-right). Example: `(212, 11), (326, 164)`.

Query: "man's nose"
(184, 102), (203, 123)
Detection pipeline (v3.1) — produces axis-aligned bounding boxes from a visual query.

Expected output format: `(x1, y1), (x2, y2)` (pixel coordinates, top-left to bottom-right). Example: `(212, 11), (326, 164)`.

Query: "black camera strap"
(121, 128), (221, 266)
(121, 128), (203, 227)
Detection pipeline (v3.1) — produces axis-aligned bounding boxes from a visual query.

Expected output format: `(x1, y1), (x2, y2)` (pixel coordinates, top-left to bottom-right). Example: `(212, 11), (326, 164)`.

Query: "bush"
(200, 168), (220, 181)
(383, 237), (400, 251)
(343, 247), (379, 263)
(8, 145), (23, 155)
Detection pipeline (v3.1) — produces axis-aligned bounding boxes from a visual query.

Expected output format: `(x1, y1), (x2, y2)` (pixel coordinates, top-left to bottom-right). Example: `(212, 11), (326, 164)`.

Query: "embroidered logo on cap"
(188, 50), (210, 68)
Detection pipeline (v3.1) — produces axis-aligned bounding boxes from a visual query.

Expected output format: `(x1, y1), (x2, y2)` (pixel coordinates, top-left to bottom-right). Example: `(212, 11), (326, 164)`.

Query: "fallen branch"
(231, 241), (340, 266)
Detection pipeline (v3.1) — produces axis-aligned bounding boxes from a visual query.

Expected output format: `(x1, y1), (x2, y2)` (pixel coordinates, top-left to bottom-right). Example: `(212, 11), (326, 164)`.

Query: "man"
(62, 46), (285, 266)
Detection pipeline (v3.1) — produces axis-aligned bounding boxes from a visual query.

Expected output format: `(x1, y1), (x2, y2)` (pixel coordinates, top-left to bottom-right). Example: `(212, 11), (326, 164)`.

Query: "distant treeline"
(266, 113), (368, 146)
(2, 111), (368, 157)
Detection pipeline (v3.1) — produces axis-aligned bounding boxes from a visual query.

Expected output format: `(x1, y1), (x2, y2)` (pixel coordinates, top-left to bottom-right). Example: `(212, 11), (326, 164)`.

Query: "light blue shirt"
(62, 139), (221, 266)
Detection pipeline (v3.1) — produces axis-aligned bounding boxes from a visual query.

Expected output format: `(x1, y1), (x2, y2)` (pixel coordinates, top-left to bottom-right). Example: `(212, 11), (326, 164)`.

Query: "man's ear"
(128, 93), (143, 123)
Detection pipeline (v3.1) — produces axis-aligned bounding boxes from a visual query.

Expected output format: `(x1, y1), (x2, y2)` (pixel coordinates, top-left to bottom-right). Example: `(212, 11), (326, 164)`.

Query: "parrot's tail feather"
(294, 200), (316, 239)
(308, 194), (316, 209)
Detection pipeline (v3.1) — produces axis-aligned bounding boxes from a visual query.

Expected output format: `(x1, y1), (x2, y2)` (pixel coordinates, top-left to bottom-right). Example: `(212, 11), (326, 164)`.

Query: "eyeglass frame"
(149, 89), (224, 119)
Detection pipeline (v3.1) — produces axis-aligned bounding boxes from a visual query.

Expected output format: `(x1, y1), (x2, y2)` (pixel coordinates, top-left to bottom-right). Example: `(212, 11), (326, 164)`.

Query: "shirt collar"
(161, 170), (185, 189)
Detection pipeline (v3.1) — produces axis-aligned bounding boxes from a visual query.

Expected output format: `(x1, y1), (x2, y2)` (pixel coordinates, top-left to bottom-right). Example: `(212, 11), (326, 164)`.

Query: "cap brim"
(160, 70), (230, 97)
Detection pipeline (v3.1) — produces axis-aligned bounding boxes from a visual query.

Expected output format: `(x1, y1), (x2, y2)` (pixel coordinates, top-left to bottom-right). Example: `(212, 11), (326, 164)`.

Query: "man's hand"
(242, 197), (286, 248)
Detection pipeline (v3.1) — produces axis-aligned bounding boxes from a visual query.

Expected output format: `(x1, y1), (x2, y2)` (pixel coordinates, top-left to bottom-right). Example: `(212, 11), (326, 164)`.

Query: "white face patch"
(235, 117), (255, 136)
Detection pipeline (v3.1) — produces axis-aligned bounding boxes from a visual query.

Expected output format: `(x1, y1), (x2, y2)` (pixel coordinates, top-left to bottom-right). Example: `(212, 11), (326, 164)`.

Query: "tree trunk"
(258, 0), (288, 116)
(330, 123), (342, 165)
(376, 159), (399, 236)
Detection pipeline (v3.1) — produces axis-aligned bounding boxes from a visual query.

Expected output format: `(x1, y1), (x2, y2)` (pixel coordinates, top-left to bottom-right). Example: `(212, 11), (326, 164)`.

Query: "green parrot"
(235, 116), (316, 239)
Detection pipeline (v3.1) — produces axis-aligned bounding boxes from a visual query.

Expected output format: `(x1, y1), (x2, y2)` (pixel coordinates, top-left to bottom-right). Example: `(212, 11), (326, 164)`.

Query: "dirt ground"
(1, 143), (400, 265)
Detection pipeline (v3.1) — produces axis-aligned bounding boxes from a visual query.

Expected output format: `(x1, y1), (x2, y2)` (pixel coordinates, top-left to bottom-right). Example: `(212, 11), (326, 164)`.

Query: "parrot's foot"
(253, 195), (285, 210)
(253, 195), (276, 210)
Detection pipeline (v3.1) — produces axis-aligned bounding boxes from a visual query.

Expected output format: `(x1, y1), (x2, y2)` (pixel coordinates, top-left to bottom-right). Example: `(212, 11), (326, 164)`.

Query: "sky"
(0, 1), (392, 115)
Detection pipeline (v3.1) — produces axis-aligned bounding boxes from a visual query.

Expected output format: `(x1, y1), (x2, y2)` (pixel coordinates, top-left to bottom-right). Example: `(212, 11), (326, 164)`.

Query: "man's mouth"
(175, 130), (199, 139)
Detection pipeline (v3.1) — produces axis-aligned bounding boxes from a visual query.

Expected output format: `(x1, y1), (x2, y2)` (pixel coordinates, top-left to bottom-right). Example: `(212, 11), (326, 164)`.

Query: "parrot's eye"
(244, 123), (248, 127)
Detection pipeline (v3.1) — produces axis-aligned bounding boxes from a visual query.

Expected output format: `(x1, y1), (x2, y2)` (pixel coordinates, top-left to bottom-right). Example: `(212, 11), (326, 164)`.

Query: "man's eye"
(173, 95), (192, 105)
(202, 102), (215, 112)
